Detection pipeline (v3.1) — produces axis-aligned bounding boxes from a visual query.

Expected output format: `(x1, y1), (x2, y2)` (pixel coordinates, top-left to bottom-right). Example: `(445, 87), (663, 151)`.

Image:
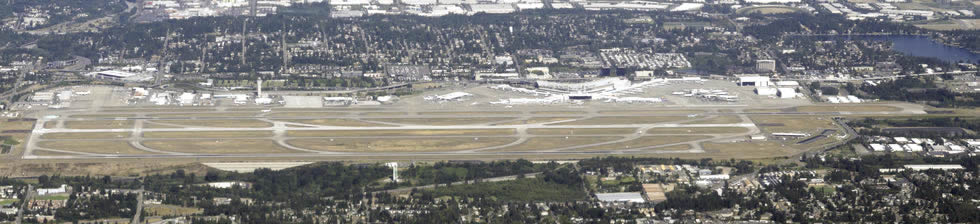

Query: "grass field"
(795, 105), (901, 112)
(549, 116), (687, 125)
(151, 119), (273, 128)
(495, 117), (578, 125)
(144, 204), (203, 217)
(366, 117), (517, 125)
(0, 120), (34, 131)
(418, 111), (522, 116)
(701, 142), (796, 159)
(267, 112), (349, 117)
(143, 140), (292, 154)
(646, 127), (749, 134)
(64, 120), (133, 129)
(360, 112), (408, 116)
(35, 194), (70, 200)
(683, 115), (742, 124)
(0, 199), (16, 206)
(150, 112), (258, 118)
(751, 115), (837, 134)
(530, 111), (587, 115)
(287, 129), (514, 137)
(490, 136), (623, 151)
(597, 110), (703, 115)
(37, 140), (155, 154)
(143, 131), (274, 138)
(277, 119), (392, 127)
(101, 108), (214, 113)
(528, 128), (636, 135)
(577, 135), (711, 151)
(71, 114), (136, 118)
(287, 137), (517, 152)
(41, 132), (130, 140)
(745, 109), (784, 113)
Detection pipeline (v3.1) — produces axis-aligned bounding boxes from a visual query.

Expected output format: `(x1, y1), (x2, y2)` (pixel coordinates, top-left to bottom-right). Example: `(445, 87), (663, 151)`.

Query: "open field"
(288, 137), (517, 152)
(151, 119), (273, 128)
(150, 112), (259, 118)
(143, 139), (292, 154)
(64, 120), (134, 129)
(597, 110), (703, 115)
(577, 136), (711, 151)
(495, 117), (578, 125)
(366, 117), (517, 125)
(287, 129), (514, 137)
(144, 204), (203, 217)
(646, 127), (749, 134)
(751, 115), (837, 134)
(143, 131), (274, 138)
(550, 116), (687, 125)
(267, 112), (348, 117)
(794, 105), (901, 112)
(277, 119), (393, 127)
(528, 128), (636, 135)
(71, 114), (137, 118)
(530, 111), (586, 115)
(101, 108), (215, 113)
(37, 140), (154, 154)
(417, 111), (522, 116)
(0, 120), (34, 131)
(683, 115), (742, 124)
(491, 136), (623, 151)
(41, 132), (130, 139)
(360, 112), (408, 116)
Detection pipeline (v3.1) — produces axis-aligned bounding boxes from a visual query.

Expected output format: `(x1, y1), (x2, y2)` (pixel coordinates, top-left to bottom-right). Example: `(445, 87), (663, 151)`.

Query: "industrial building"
(776, 88), (797, 98)
(737, 75), (771, 87)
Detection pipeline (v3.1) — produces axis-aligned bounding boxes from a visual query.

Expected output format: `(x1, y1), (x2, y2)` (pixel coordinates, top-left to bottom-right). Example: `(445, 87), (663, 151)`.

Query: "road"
(14, 185), (33, 224)
(131, 186), (144, 224)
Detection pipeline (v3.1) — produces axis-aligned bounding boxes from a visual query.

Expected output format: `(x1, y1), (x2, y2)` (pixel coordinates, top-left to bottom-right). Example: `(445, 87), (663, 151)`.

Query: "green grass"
(811, 185), (834, 196)
(0, 199), (17, 206)
(35, 194), (69, 200)
(427, 178), (587, 202)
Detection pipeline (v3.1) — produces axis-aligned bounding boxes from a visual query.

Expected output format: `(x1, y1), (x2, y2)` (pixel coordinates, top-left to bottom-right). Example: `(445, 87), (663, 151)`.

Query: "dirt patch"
(577, 135), (711, 151)
(528, 128), (636, 135)
(287, 129), (514, 137)
(37, 140), (156, 155)
(549, 116), (688, 125)
(41, 132), (130, 139)
(288, 137), (517, 152)
(143, 131), (275, 138)
(143, 139), (294, 154)
(490, 136), (623, 151)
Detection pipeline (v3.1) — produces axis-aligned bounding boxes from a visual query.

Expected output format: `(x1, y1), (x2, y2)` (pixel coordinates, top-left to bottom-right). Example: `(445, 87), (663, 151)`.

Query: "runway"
(19, 102), (925, 160)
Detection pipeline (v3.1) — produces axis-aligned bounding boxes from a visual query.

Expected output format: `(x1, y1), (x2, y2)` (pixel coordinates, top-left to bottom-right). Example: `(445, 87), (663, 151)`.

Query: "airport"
(8, 77), (926, 162)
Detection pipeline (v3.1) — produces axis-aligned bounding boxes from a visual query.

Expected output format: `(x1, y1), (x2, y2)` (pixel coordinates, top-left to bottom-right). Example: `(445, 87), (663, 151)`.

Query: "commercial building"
(595, 192), (646, 203)
(903, 164), (964, 171)
(756, 59), (776, 73)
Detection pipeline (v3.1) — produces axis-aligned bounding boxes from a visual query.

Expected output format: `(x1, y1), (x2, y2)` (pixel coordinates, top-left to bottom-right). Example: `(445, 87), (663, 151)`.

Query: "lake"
(804, 35), (980, 64)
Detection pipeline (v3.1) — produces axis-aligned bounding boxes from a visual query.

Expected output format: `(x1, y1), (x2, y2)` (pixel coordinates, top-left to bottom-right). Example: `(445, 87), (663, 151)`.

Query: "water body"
(803, 35), (980, 64)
